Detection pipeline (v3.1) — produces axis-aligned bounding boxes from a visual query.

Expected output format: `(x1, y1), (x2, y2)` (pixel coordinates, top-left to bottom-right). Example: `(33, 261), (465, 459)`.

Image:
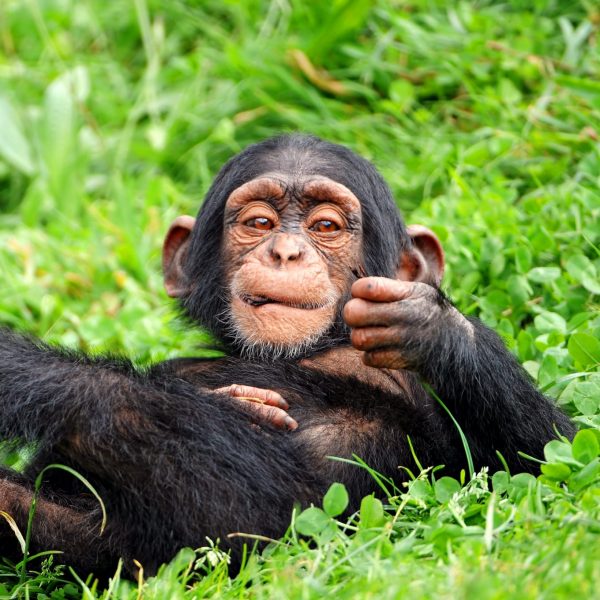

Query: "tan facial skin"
(163, 174), (447, 430)
(222, 175), (363, 352)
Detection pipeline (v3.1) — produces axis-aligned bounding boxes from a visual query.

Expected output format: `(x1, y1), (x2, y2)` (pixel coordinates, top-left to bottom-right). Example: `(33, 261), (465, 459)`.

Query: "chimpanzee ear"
(397, 224), (445, 286)
(163, 216), (196, 298)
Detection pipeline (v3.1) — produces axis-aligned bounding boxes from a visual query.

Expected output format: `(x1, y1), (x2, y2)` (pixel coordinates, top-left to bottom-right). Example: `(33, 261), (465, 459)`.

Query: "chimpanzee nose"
(269, 234), (302, 265)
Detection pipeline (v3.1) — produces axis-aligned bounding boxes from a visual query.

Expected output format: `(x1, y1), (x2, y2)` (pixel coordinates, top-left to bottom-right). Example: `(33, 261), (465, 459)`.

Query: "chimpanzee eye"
(245, 217), (274, 231)
(312, 220), (340, 233)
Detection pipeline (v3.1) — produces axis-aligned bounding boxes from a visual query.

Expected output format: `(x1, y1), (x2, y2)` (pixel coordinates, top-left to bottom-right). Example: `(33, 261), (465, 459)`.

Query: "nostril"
(269, 236), (302, 264)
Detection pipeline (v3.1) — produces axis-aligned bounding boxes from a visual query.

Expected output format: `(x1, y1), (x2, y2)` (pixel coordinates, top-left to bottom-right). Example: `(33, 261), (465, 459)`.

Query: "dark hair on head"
(180, 134), (409, 351)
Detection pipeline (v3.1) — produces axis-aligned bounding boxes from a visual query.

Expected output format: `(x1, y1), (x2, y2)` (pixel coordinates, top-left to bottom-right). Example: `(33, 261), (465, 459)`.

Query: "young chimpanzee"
(0, 135), (573, 575)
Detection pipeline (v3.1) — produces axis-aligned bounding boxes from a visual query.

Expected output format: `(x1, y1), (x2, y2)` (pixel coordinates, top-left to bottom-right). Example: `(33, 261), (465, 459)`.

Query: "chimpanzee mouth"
(240, 294), (330, 310)
(241, 294), (272, 307)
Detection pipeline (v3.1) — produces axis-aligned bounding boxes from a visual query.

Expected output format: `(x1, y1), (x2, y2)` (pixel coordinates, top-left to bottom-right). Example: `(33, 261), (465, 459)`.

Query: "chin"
(227, 296), (337, 360)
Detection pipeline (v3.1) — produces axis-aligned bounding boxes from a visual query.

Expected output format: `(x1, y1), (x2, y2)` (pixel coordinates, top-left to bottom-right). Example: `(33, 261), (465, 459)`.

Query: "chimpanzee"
(0, 135), (573, 576)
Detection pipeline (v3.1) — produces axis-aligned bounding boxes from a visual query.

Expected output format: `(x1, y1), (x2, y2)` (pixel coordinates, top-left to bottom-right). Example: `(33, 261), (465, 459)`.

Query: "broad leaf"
(572, 429), (600, 464)
(359, 495), (385, 529)
(322, 482), (349, 517)
(434, 477), (461, 503)
(568, 333), (600, 368)
(295, 507), (330, 538)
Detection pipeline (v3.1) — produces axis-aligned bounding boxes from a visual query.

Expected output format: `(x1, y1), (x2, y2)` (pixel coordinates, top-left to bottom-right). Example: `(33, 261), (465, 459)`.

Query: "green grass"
(1, 0), (599, 597)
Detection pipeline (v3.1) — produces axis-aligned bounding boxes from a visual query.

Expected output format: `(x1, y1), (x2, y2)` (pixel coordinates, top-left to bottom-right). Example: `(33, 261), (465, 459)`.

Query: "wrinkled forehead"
(225, 175), (362, 215)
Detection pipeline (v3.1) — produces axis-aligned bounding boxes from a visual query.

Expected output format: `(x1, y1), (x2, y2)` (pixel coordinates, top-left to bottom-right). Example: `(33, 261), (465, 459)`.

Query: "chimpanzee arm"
(0, 327), (163, 471)
(420, 316), (574, 472)
(0, 329), (298, 481)
(345, 279), (576, 473)
(0, 328), (296, 450)
(0, 328), (322, 571)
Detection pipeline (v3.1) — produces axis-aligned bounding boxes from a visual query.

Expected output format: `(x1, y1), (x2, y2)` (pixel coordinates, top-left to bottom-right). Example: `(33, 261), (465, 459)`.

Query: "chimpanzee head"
(162, 135), (443, 359)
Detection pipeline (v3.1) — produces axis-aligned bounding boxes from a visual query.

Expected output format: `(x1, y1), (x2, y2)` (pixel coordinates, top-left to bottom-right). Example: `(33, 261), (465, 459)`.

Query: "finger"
(215, 385), (289, 410)
(240, 401), (298, 431)
(350, 326), (399, 352)
(362, 349), (411, 370)
(351, 277), (413, 303)
(345, 295), (423, 328)
(344, 298), (395, 327)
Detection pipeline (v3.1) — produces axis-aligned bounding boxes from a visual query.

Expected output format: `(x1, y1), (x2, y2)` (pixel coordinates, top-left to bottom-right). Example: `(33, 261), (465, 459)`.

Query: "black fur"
(0, 135), (574, 576)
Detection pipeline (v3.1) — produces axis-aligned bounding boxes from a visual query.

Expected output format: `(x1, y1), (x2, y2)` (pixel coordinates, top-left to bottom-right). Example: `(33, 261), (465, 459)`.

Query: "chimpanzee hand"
(214, 384), (298, 431)
(344, 277), (472, 372)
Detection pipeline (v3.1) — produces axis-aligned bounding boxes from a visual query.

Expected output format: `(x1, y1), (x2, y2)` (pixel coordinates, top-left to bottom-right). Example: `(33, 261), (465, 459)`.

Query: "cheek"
(325, 239), (362, 290)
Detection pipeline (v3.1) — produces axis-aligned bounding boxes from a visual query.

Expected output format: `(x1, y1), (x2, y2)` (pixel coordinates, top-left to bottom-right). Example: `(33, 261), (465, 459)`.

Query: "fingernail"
(285, 416), (298, 430)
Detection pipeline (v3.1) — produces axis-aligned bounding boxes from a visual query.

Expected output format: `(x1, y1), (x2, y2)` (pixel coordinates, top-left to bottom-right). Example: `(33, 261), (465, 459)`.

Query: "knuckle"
(415, 282), (438, 303)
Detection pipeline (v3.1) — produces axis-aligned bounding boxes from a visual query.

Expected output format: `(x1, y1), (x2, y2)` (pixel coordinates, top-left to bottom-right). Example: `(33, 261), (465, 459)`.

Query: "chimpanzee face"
(220, 174), (363, 358)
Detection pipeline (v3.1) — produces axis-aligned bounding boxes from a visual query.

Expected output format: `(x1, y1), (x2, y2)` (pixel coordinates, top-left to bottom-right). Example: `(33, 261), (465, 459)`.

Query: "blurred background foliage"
(0, 0), (599, 426)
